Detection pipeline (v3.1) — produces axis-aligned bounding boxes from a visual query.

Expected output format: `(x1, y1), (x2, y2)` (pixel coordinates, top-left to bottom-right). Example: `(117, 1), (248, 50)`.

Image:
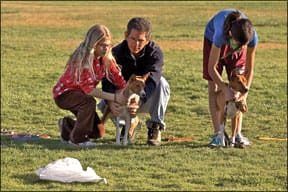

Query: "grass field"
(1, 1), (287, 191)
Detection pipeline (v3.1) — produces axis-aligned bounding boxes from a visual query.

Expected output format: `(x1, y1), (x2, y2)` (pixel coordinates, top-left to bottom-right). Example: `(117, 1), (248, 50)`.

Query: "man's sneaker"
(68, 140), (97, 148)
(235, 135), (251, 146)
(58, 118), (68, 144)
(147, 121), (161, 146)
(129, 116), (142, 140)
(208, 132), (223, 147)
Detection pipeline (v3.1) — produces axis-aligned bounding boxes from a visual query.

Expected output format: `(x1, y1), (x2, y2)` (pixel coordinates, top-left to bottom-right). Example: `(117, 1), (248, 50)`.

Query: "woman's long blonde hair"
(66, 24), (118, 83)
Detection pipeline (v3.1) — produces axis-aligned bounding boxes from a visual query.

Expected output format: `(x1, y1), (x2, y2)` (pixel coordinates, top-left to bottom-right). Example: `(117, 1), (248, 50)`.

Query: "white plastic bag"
(36, 157), (107, 184)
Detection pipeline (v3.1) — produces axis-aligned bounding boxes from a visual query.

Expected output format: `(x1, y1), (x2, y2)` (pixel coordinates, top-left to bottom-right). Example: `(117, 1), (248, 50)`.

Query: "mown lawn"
(1, 1), (287, 191)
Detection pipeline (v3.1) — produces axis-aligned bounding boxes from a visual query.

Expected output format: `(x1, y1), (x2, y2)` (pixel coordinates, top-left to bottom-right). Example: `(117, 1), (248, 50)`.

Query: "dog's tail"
(101, 106), (111, 124)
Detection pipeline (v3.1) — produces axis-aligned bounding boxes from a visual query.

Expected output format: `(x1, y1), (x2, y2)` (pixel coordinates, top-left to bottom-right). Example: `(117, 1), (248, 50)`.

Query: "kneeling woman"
(53, 25), (127, 147)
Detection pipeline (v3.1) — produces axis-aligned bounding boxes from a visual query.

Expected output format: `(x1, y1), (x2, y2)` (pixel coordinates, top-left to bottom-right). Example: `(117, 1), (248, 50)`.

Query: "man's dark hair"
(127, 17), (152, 37)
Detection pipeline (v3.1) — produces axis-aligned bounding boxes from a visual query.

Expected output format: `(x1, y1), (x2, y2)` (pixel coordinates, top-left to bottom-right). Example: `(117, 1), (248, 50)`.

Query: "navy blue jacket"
(102, 40), (164, 103)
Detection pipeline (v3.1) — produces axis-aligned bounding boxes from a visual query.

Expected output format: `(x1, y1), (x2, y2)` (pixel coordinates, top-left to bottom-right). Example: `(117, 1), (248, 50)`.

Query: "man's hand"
(128, 96), (140, 116)
(108, 94), (141, 116)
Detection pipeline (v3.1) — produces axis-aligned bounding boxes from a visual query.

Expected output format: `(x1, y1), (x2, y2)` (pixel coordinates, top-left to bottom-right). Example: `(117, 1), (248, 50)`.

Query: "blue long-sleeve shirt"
(204, 9), (258, 48)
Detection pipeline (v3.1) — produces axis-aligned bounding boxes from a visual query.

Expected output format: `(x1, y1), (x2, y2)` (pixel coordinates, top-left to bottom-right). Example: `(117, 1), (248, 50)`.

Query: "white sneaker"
(68, 140), (97, 148)
(236, 135), (251, 146)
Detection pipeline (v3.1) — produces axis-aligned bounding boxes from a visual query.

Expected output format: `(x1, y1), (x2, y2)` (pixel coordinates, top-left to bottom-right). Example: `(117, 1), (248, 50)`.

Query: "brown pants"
(54, 90), (105, 143)
(202, 37), (246, 81)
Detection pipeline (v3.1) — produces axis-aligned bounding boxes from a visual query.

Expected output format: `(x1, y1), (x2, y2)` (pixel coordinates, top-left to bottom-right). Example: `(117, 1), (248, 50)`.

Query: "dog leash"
(258, 137), (287, 141)
(219, 43), (243, 61)
(223, 103), (231, 146)
(163, 136), (194, 141)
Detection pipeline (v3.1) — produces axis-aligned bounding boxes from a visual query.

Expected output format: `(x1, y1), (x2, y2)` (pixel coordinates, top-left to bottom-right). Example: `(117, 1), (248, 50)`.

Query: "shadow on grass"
(1, 135), (211, 151)
(163, 141), (209, 149)
(0, 135), (148, 151)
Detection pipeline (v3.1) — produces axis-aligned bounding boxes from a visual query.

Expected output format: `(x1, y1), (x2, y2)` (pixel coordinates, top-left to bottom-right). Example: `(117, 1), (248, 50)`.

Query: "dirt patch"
(157, 40), (203, 50)
(2, 2), (286, 51)
(55, 39), (286, 51)
(157, 40), (286, 50)
(256, 43), (286, 49)
(1, 3), (104, 27)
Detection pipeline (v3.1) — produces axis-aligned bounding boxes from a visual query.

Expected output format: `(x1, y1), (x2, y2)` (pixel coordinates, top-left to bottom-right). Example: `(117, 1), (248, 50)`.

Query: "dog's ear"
(142, 72), (150, 81)
(131, 74), (137, 80)
(128, 74), (137, 83)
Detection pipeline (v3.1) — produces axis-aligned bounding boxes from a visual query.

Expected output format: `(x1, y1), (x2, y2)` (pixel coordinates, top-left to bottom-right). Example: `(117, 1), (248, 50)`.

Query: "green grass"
(1, 1), (287, 191)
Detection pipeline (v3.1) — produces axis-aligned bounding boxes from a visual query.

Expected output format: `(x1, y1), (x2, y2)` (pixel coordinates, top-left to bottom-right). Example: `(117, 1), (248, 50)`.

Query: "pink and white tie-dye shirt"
(53, 58), (125, 99)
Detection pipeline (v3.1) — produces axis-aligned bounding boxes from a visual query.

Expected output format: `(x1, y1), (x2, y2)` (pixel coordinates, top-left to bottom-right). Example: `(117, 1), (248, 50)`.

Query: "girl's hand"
(237, 93), (248, 112)
(238, 92), (248, 102)
(223, 85), (234, 101)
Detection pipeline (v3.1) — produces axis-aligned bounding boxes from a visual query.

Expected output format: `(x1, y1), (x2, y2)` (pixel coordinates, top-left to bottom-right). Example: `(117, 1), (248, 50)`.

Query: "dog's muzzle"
(140, 90), (146, 98)
(242, 87), (249, 94)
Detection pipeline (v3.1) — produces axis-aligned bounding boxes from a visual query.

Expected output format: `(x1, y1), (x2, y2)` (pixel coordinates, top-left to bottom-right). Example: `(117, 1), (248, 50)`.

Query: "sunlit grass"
(1, 1), (287, 191)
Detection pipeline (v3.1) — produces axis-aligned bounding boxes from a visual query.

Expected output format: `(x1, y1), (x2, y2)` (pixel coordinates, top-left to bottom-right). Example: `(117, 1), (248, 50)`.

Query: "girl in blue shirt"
(203, 9), (258, 147)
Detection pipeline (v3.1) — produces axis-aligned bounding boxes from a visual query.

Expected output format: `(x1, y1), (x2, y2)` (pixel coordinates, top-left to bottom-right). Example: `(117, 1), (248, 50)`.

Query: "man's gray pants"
(98, 76), (170, 129)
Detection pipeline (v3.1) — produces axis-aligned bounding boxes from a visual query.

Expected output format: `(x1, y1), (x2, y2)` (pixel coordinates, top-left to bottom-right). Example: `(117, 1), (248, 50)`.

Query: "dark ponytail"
(221, 10), (254, 61)
(231, 19), (254, 46)
(223, 10), (242, 41)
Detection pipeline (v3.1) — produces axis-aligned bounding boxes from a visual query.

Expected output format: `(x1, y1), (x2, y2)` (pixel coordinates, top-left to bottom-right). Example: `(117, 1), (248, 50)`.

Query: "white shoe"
(236, 135), (251, 146)
(68, 140), (96, 148)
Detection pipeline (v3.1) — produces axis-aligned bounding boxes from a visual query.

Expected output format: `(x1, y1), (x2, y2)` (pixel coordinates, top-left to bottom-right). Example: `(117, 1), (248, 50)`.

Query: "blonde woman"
(53, 25), (127, 147)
